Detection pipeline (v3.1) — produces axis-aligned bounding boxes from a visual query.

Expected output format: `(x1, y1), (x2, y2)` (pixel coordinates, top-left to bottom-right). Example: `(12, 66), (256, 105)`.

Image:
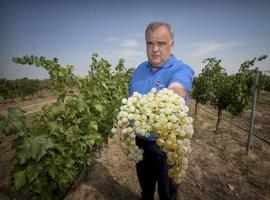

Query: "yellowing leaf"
(94, 104), (104, 112)
(102, 81), (108, 89)
(14, 170), (26, 190)
(89, 121), (98, 131)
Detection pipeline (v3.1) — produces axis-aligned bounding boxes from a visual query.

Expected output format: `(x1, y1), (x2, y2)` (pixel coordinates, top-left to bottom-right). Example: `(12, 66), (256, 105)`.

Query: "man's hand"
(168, 82), (186, 99)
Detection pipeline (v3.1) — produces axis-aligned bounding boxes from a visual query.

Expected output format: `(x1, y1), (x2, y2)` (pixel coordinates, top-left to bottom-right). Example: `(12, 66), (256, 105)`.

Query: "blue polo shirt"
(129, 54), (194, 141)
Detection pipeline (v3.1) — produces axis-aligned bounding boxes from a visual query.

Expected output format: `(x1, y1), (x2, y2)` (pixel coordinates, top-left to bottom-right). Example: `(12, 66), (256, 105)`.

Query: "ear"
(170, 40), (174, 52)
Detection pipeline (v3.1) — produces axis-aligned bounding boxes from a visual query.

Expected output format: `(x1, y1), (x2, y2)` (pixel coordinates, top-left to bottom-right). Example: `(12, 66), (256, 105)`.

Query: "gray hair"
(145, 21), (174, 40)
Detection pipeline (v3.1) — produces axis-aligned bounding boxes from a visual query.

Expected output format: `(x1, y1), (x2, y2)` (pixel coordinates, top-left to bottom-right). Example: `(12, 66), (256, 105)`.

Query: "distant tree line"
(0, 78), (52, 101)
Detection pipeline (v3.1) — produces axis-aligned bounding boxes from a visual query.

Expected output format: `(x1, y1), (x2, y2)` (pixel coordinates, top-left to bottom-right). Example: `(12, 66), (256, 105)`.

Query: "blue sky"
(1, 0), (270, 79)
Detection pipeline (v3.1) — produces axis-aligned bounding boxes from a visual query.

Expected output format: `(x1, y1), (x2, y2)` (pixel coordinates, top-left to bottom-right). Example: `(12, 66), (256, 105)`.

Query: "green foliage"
(0, 107), (27, 138)
(191, 55), (268, 132)
(200, 58), (235, 132)
(191, 76), (210, 116)
(191, 58), (235, 132)
(1, 54), (132, 199)
(12, 55), (76, 102)
(260, 74), (270, 92)
(0, 78), (48, 100)
(228, 55), (267, 115)
(191, 76), (209, 105)
(200, 58), (230, 109)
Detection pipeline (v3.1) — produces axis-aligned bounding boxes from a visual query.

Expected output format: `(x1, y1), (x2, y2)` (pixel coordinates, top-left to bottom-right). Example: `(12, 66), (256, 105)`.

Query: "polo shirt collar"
(147, 54), (176, 70)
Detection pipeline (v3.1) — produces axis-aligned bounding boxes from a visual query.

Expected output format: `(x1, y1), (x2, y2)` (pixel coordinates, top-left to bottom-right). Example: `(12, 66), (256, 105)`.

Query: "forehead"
(146, 26), (171, 40)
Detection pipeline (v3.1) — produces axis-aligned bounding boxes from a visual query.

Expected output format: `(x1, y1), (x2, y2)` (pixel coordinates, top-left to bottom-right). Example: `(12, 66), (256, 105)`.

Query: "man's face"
(146, 26), (174, 68)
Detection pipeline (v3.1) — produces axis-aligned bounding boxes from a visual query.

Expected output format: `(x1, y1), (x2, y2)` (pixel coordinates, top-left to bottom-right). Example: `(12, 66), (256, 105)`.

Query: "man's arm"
(168, 82), (186, 99)
(167, 64), (194, 100)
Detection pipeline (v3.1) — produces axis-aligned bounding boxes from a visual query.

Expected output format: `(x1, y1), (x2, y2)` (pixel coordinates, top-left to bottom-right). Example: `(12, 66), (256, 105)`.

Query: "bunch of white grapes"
(111, 87), (194, 184)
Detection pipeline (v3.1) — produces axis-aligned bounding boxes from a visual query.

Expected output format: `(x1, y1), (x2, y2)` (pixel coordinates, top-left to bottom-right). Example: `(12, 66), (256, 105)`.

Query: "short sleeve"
(168, 65), (194, 93)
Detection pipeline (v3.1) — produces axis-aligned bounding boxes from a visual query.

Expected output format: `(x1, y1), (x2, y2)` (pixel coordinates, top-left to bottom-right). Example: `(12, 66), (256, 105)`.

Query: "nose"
(152, 43), (159, 52)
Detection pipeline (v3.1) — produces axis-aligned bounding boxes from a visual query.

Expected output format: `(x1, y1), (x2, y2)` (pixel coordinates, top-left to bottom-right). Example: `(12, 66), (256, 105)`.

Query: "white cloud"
(191, 41), (242, 57)
(102, 37), (145, 67)
(100, 48), (146, 69)
(120, 39), (139, 48)
(111, 49), (145, 60)
(104, 37), (118, 42)
(128, 32), (144, 37)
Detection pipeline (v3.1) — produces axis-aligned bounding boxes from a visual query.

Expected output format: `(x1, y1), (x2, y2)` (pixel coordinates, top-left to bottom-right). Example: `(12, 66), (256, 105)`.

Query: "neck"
(150, 66), (159, 72)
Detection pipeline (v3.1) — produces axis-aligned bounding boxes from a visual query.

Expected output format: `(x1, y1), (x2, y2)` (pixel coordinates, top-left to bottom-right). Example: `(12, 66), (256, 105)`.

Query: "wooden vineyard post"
(246, 68), (259, 155)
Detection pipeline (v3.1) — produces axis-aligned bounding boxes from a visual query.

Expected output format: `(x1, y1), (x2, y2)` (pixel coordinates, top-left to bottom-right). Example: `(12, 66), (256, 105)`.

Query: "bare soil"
(0, 91), (270, 200)
(0, 90), (56, 115)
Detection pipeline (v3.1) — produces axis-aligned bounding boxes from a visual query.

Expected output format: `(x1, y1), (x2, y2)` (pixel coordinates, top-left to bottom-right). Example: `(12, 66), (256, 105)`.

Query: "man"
(129, 21), (194, 200)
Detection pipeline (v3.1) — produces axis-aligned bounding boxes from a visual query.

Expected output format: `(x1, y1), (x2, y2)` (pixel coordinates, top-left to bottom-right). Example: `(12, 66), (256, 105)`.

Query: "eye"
(147, 41), (154, 46)
(146, 41), (167, 47)
(157, 41), (167, 46)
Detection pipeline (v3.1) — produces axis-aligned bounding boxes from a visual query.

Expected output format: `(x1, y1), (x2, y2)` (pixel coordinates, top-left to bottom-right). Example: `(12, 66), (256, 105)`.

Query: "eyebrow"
(146, 41), (168, 44)
(146, 40), (167, 42)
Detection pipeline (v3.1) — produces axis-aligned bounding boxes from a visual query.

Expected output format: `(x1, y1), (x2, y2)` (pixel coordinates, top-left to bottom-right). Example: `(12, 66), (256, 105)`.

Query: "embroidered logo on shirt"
(155, 81), (160, 86)
(155, 81), (165, 87)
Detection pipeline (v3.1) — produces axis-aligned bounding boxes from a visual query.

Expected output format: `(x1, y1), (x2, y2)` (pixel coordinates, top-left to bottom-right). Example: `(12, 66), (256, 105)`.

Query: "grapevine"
(192, 55), (268, 133)
(0, 54), (133, 199)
